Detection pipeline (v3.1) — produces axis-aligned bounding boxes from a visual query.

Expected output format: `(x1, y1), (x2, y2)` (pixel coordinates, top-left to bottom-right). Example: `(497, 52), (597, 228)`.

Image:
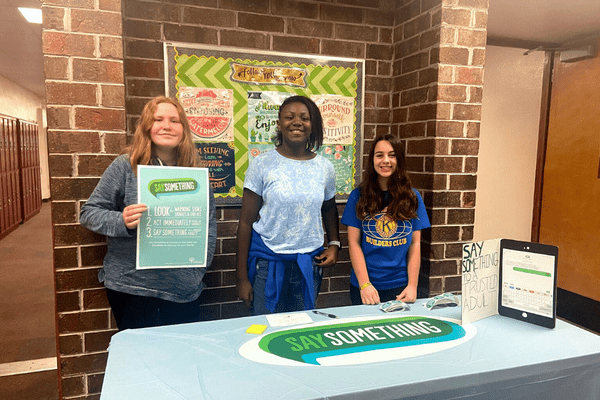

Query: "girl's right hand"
(236, 278), (254, 309)
(122, 204), (148, 229)
(360, 284), (380, 305)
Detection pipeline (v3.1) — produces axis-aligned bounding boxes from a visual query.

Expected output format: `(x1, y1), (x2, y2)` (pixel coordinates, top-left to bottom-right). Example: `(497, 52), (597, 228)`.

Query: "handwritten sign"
(461, 238), (500, 324)
(137, 166), (210, 269)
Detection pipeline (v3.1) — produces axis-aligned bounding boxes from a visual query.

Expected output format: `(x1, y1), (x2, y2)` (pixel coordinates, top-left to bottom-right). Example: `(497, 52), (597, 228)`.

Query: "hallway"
(0, 202), (59, 399)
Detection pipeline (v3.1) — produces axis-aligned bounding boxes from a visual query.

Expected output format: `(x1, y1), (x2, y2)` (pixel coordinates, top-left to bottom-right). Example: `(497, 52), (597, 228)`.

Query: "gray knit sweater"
(80, 154), (217, 303)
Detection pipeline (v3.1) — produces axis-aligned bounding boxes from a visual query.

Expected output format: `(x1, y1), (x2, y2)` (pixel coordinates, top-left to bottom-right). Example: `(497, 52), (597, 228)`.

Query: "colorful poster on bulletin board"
(164, 43), (364, 205)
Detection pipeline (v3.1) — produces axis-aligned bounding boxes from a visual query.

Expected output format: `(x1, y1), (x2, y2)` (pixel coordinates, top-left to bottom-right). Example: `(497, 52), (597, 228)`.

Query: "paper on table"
(266, 313), (314, 327)
(245, 324), (268, 335)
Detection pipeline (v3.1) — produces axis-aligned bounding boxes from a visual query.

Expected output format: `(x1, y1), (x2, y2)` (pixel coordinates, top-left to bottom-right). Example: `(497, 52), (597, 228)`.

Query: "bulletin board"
(164, 42), (364, 205)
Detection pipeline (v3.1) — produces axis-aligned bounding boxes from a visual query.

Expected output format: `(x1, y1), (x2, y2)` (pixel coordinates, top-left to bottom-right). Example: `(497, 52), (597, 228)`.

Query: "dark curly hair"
(273, 95), (324, 152)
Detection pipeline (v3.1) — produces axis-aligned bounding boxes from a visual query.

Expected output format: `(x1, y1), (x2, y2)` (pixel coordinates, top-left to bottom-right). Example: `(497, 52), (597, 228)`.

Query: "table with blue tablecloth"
(100, 298), (600, 400)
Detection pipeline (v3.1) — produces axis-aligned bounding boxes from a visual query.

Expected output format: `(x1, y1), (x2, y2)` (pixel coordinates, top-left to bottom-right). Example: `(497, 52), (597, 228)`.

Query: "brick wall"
(430, 0), (487, 293)
(392, 0), (488, 296)
(43, 0), (125, 399)
(120, 0), (398, 321)
(42, 0), (488, 398)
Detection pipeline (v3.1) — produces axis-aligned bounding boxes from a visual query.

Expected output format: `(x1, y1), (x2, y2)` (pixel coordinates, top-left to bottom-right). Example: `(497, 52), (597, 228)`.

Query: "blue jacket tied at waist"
(248, 230), (323, 312)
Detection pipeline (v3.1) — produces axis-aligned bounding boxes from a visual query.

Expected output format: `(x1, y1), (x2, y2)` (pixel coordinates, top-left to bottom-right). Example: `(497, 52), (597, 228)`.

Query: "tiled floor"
(0, 202), (59, 399)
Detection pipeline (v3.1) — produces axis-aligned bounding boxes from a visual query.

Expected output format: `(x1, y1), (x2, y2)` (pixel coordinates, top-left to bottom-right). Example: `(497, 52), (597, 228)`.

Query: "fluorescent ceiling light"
(18, 7), (42, 24)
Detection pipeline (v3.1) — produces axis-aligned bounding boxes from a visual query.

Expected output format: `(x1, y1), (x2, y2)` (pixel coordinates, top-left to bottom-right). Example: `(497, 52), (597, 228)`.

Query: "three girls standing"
(84, 93), (428, 328)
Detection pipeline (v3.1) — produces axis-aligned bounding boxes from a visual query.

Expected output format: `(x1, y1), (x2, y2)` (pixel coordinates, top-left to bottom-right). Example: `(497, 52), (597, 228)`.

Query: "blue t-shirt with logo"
(341, 187), (430, 289)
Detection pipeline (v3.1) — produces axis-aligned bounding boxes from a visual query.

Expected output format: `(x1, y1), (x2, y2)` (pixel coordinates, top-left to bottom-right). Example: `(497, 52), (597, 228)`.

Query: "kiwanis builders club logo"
(239, 316), (476, 366)
(363, 213), (412, 247)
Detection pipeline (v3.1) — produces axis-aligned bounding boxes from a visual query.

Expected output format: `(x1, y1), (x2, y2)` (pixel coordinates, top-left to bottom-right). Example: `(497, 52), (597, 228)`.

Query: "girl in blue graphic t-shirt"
(236, 96), (341, 315)
(341, 134), (430, 306)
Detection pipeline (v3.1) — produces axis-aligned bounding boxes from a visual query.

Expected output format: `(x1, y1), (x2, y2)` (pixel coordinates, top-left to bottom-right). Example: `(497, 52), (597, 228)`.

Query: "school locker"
(0, 116), (42, 239)
(18, 120), (41, 222)
(0, 118), (7, 234)
(0, 116), (21, 239)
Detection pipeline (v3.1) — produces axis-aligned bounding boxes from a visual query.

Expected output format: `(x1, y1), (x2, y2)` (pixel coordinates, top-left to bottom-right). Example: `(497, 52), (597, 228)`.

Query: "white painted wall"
(0, 75), (50, 199)
(474, 46), (545, 242)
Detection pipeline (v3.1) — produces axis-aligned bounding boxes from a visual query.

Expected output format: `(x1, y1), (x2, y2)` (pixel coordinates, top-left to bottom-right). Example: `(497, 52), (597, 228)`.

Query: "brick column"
(431, 0), (488, 293)
(42, 0), (125, 398)
(392, 0), (488, 296)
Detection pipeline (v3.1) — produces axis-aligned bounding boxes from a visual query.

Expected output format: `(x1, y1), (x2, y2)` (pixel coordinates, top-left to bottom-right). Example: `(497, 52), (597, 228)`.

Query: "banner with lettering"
(165, 43), (364, 204)
(136, 166), (210, 269)
(240, 315), (476, 366)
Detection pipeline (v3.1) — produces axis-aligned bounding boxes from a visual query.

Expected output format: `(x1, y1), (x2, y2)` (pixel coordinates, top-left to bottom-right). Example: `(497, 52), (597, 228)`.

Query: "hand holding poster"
(136, 166), (210, 269)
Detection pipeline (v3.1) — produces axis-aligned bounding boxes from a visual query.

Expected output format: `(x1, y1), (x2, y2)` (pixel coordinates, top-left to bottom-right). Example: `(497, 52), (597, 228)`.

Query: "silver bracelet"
(328, 240), (341, 248)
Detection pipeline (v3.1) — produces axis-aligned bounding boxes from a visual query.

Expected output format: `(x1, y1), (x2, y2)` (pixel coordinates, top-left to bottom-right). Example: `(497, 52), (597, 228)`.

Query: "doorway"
(538, 41), (600, 332)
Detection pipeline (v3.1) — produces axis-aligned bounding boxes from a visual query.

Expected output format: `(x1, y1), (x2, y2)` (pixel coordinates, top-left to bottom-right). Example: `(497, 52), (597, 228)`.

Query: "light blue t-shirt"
(244, 149), (336, 254)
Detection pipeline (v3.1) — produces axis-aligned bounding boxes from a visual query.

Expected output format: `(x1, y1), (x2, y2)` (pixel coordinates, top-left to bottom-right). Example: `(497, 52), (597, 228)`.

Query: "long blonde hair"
(128, 96), (198, 172)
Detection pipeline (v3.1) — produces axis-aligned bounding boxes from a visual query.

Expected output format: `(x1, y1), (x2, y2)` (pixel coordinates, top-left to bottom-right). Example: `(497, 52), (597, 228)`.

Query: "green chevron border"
(167, 45), (363, 204)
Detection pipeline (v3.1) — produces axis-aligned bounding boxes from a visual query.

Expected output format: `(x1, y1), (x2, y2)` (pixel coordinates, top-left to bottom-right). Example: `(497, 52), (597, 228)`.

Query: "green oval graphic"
(240, 316), (475, 366)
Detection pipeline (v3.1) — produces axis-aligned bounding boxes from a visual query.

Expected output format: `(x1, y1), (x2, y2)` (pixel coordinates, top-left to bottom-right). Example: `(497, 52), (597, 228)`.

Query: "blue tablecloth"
(100, 299), (600, 400)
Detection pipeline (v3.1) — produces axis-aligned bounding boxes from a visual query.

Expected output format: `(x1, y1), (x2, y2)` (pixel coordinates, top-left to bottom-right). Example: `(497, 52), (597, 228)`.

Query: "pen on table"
(312, 310), (338, 319)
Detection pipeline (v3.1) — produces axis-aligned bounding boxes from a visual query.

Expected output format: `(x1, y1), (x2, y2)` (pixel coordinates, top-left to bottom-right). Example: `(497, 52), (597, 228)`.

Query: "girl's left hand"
(397, 286), (417, 303)
(123, 203), (148, 229)
(314, 246), (338, 267)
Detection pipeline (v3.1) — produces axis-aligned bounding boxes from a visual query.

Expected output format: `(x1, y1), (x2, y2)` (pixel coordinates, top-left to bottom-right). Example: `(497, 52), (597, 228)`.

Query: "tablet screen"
(500, 248), (555, 318)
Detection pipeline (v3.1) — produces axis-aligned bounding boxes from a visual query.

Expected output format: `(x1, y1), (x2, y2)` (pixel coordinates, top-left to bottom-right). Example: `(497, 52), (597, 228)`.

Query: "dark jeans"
(252, 258), (323, 315)
(350, 284), (408, 306)
(106, 288), (202, 330)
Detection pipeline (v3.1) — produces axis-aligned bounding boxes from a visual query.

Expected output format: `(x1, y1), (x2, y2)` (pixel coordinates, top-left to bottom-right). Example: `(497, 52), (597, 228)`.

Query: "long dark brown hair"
(355, 134), (418, 221)
(128, 96), (199, 172)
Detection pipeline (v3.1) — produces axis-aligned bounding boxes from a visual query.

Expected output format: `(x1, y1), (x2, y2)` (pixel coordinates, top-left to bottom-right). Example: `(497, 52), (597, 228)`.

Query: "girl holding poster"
(341, 134), (430, 305)
(80, 96), (217, 330)
(236, 95), (341, 315)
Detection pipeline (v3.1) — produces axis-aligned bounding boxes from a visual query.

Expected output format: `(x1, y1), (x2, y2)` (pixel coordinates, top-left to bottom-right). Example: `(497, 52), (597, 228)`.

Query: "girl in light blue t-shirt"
(236, 96), (341, 315)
